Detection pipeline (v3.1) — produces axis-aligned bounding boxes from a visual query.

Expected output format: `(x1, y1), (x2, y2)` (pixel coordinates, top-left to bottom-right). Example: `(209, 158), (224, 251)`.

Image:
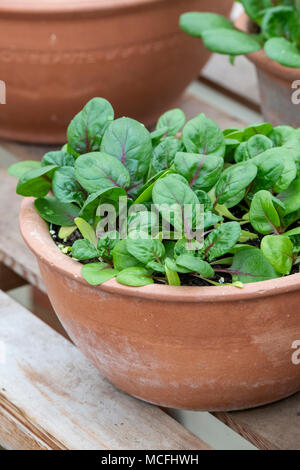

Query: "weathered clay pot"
(19, 198), (300, 411)
(0, 0), (232, 144)
(235, 13), (300, 127)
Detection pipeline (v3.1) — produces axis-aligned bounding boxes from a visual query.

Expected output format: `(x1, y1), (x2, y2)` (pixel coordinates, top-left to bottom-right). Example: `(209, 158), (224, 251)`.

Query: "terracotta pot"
(19, 198), (300, 411)
(0, 0), (233, 144)
(235, 13), (300, 127)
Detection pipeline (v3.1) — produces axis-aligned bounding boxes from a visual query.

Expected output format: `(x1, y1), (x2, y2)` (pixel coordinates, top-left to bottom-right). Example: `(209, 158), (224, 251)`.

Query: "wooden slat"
(0, 290), (209, 450)
(201, 55), (260, 109)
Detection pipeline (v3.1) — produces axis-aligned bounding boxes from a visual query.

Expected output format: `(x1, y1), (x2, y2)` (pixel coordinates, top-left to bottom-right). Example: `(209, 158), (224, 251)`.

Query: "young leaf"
(231, 247), (280, 283)
(165, 265), (181, 286)
(101, 117), (152, 184)
(126, 237), (165, 265)
(8, 160), (41, 179)
(261, 235), (293, 275)
(52, 167), (86, 206)
(264, 37), (300, 68)
(284, 227), (300, 253)
(215, 163), (257, 206)
(277, 177), (300, 215)
(67, 98), (114, 154)
(182, 114), (225, 158)
(16, 165), (58, 197)
(261, 6), (299, 43)
(116, 267), (154, 287)
(41, 151), (75, 168)
(112, 239), (143, 271)
(82, 263), (117, 286)
(203, 222), (242, 261)
(72, 239), (99, 261)
(240, 0), (273, 24)
(58, 226), (76, 239)
(176, 254), (215, 278)
(202, 29), (261, 55)
(34, 196), (80, 226)
(249, 190), (281, 234)
(75, 152), (130, 194)
(151, 138), (183, 174)
(174, 152), (223, 192)
(97, 231), (120, 261)
(74, 217), (97, 247)
(156, 109), (186, 136)
(180, 12), (234, 37)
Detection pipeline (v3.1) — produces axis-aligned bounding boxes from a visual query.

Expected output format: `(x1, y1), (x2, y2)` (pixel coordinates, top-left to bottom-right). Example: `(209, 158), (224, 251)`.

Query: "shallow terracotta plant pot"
(19, 198), (300, 411)
(235, 13), (300, 127)
(0, 0), (233, 144)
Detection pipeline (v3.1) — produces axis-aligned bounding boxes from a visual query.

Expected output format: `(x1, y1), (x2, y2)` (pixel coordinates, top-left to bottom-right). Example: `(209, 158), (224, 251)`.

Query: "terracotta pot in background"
(235, 13), (300, 128)
(0, 0), (232, 144)
(20, 198), (300, 411)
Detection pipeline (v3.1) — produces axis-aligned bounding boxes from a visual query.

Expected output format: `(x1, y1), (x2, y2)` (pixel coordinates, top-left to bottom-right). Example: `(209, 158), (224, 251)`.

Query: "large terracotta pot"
(20, 198), (300, 411)
(235, 13), (300, 127)
(0, 0), (232, 144)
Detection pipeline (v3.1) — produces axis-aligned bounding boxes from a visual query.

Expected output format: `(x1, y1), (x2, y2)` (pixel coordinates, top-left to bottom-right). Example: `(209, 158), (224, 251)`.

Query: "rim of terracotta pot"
(0, 0), (168, 14)
(234, 12), (300, 80)
(19, 197), (300, 303)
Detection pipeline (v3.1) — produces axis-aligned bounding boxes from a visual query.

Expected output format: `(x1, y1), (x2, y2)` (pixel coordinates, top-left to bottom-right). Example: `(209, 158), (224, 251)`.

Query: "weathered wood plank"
(214, 394), (300, 451)
(0, 290), (209, 450)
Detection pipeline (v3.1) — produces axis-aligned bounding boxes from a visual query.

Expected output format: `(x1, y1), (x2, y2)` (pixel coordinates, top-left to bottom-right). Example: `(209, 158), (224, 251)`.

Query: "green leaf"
(165, 264), (181, 286)
(112, 239), (143, 271)
(8, 160), (41, 178)
(72, 239), (99, 260)
(127, 211), (158, 235)
(151, 126), (168, 145)
(240, 0), (273, 24)
(67, 98), (114, 154)
(215, 163), (257, 206)
(180, 12), (234, 37)
(34, 196), (80, 226)
(239, 230), (259, 243)
(284, 227), (300, 253)
(79, 187), (126, 221)
(203, 222), (242, 261)
(277, 177), (300, 215)
(261, 6), (299, 43)
(165, 257), (190, 274)
(116, 267), (153, 287)
(74, 217), (97, 247)
(75, 152), (130, 194)
(234, 135), (273, 163)
(82, 263), (117, 286)
(182, 114), (225, 158)
(126, 237), (165, 265)
(243, 122), (273, 140)
(152, 175), (201, 234)
(261, 235), (293, 275)
(202, 29), (261, 55)
(231, 247), (280, 283)
(156, 109), (186, 136)
(174, 152), (223, 192)
(58, 226), (76, 239)
(41, 151), (75, 168)
(264, 37), (300, 68)
(97, 231), (120, 261)
(176, 254), (214, 278)
(101, 117), (152, 185)
(152, 138), (183, 174)
(52, 167), (86, 206)
(16, 165), (58, 197)
(249, 190), (281, 234)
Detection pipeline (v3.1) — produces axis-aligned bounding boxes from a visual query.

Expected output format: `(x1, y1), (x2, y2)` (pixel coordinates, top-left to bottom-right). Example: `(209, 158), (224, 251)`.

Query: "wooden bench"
(0, 90), (299, 450)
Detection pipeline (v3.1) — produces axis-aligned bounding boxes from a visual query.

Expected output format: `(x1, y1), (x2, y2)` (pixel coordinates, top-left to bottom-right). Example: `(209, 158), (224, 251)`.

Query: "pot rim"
(0, 0), (168, 14)
(234, 11), (300, 79)
(19, 198), (300, 303)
